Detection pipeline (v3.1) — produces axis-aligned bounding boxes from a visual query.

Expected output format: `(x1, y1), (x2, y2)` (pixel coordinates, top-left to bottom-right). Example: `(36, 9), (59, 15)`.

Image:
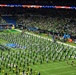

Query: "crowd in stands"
(0, 13), (76, 38)
(0, 17), (6, 24)
(0, 8), (76, 38)
(16, 15), (76, 38)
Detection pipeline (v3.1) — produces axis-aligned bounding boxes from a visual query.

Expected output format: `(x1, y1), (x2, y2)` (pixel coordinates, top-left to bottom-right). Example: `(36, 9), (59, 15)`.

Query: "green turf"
(26, 30), (76, 46)
(0, 30), (76, 75)
(31, 61), (76, 75)
(66, 42), (76, 46)
(3, 29), (19, 34)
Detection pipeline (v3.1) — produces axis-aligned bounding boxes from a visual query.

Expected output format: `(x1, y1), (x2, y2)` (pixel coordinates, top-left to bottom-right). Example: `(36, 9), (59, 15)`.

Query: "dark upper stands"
(2, 16), (16, 26)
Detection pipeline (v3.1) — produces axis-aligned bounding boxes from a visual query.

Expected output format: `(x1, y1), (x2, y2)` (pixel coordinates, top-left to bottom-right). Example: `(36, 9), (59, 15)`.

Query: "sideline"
(15, 29), (76, 48)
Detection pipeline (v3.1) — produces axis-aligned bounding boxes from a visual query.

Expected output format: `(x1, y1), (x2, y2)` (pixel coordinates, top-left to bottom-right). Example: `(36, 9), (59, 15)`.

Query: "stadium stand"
(16, 15), (76, 39)
(0, 2), (76, 75)
(2, 16), (16, 26)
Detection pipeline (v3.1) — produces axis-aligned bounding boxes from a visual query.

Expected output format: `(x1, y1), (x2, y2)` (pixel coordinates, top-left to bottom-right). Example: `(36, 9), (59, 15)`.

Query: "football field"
(31, 61), (76, 75)
(0, 29), (76, 75)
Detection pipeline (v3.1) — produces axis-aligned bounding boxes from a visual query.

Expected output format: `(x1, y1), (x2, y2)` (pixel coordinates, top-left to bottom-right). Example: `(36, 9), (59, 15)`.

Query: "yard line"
(50, 70), (76, 75)
(34, 65), (71, 71)
(33, 64), (74, 75)
(15, 29), (76, 49)
(25, 31), (76, 49)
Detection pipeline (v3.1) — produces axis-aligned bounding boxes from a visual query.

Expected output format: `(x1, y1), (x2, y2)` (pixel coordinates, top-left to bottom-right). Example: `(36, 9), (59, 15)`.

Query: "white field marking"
(15, 29), (22, 32)
(33, 64), (74, 75)
(33, 64), (70, 71)
(36, 65), (76, 75)
(25, 32), (76, 48)
(39, 66), (70, 71)
(50, 70), (76, 75)
(15, 29), (76, 49)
